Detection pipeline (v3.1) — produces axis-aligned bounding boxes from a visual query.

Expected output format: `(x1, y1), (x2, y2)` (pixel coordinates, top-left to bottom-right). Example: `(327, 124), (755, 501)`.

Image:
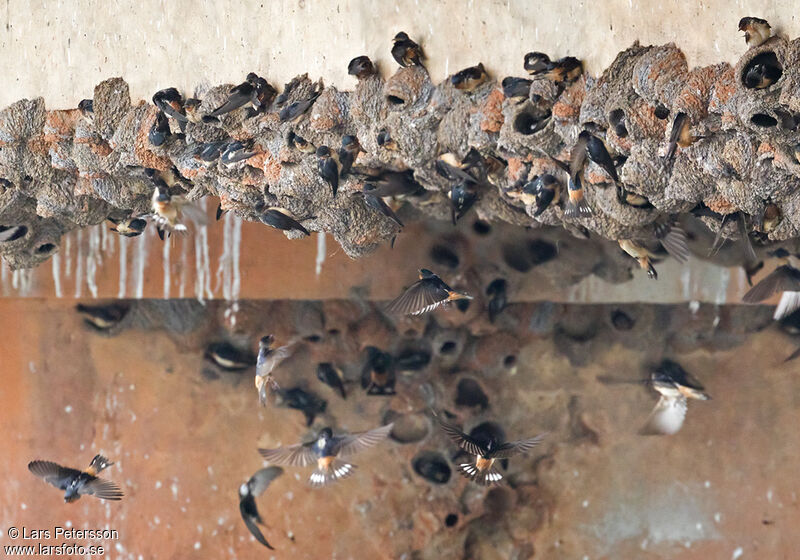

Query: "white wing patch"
(774, 291), (800, 320)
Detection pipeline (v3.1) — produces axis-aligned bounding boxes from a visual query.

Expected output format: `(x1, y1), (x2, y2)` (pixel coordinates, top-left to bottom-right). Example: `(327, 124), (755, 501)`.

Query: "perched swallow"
(205, 342), (255, 372)
(665, 112), (704, 160)
(616, 186), (652, 209)
(391, 32), (424, 67)
(739, 17), (771, 48)
(386, 269), (472, 315)
(148, 110), (173, 147)
(316, 146), (340, 197)
(361, 184), (404, 228)
(152, 88), (188, 123)
(273, 387), (327, 426)
(361, 346), (396, 396)
(436, 415), (544, 486)
(376, 129), (398, 151)
(183, 98), (209, 124)
(78, 99), (94, 118)
(762, 203), (782, 233)
(193, 141), (228, 166)
(221, 140), (259, 167)
(524, 174), (561, 216)
(259, 207), (311, 237)
(239, 467), (283, 550)
(255, 335), (293, 405)
(451, 63), (489, 92)
(743, 264), (800, 320)
(353, 169), (425, 198)
(501, 77), (533, 104)
(641, 360), (710, 435)
(582, 130), (619, 183)
(338, 135), (361, 178)
(107, 217), (147, 238)
(28, 455), (123, 503)
(348, 55), (376, 79)
(523, 52), (551, 75)
(744, 62), (781, 90)
(208, 73), (273, 117)
(76, 302), (129, 331)
(0, 225), (27, 242)
(486, 278), (508, 323)
(546, 57), (583, 85)
(278, 90), (321, 123)
(259, 423), (393, 488)
(287, 130), (316, 154)
(435, 152), (479, 184)
(450, 182), (479, 224)
(316, 362), (347, 399)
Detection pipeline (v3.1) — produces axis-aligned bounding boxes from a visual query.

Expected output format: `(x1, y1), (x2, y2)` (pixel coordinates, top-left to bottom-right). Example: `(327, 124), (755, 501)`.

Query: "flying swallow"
(640, 360), (710, 435)
(239, 466), (283, 550)
(360, 184), (404, 228)
(108, 217), (147, 237)
(376, 129), (399, 151)
(152, 88), (188, 123)
(255, 335), (293, 405)
(316, 146), (340, 197)
(436, 415), (544, 486)
(523, 52), (552, 75)
(361, 346), (396, 396)
(273, 387), (327, 426)
(486, 278), (508, 323)
(338, 135), (361, 178)
(221, 140), (259, 167)
(391, 32), (424, 67)
(146, 171), (205, 239)
(287, 130), (316, 154)
(316, 363), (347, 399)
(208, 73), (271, 118)
(744, 62), (781, 89)
(450, 182), (479, 224)
(620, 222), (690, 279)
(205, 342), (255, 372)
(564, 175), (592, 218)
(619, 239), (659, 279)
(76, 302), (129, 331)
(743, 264), (800, 320)
(258, 207), (311, 237)
(28, 455), (123, 503)
(501, 77), (532, 104)
(348, 55), (377, 79)
(278, 90), (321, 123)
(451, 63), (489, 91)
(148, 110), (173, 147)
(259, 423), (393, 488)
(386, 269), (472, 315)
(739, 17), (771, 48)
(582, 130), (619, 183)
(665, 112), (705, 160)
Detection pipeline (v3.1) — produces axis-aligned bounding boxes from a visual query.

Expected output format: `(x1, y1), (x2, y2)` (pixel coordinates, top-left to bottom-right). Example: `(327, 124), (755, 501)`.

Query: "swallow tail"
(458, 462), (503, 486)
(564, 196), (592, 218)
(308, 460), (357, 488)
(87, 455), (113, 476)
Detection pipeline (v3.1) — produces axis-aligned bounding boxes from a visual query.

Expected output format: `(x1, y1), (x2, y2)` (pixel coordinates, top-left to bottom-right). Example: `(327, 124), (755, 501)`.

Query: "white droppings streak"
(732, 547), (744, 559)
(64, 233), (72, 279)
(315, 232), (326, 277)
(51, 252), (62, 297)
(118, 235), (128, 298)
(86, 225), (101, 298)
(179, 230), (189, 298)
(162, 235), (171, 299)
(194, 200), (213, 302)
(74, 229), (84, 297)
(134, 225), (150, 298)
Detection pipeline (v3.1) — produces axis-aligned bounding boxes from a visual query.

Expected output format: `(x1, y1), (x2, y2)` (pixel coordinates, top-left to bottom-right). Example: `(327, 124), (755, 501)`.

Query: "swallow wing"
(489, 433), (547, 459)
(774, 291), (800, 321)
(640, 395), (687, 436)
(258, 443), (316, 467)
(28, 461), (79, 490)
(737, 212), (758, 265)
(655, 223), (690, 263)
(743, 265), (800, 303)
(248, 466), (284, 497)
(385, 280), (449, 315)
(437, 418), (485, 456)
(569, 133), (589, 181)
(208, 92), (250, 117)
(242, 512), (274, 549)
(79, 477), (124, 500)
(174, 199), (209, 227)
(334, 423), (394, 458)
(257, 345), (292, 377)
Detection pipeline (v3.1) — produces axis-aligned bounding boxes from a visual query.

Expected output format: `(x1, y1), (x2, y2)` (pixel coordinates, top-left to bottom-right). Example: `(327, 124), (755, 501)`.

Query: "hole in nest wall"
(472, 220), (491, 235)
(750, 113), (778, 127)
(387, 95), (405, 105)
(455, 378), (489, 409)
(412, 451), (452, 484)
(513, 108), (551, 135)
(35, 243), (56, 255)
(742, 52), (783, 89)
(430, 244), (460, 269)
(0, 225), (27, 241)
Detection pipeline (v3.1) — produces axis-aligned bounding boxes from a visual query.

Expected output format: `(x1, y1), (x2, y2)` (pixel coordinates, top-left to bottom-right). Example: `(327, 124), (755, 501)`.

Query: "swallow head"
(154, 186), (171, 203)
(341, 135), (359, 149)
(259, 334), (274, 349)
(394, 31), (410, 42)
(419, 268), (436, 279)
(246, 72), (259, 84)
(316, 145), (331, 158)
(317, 427), (333, 444)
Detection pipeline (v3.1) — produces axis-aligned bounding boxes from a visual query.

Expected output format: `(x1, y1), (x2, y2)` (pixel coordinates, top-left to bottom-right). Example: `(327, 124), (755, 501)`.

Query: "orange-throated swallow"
(391, 32), (424, 67)
(619, 222), (690, 279)
(152, 87), (188, 123)
(436, 414), (544, 486)
(451, 63), (489, 92)
(523, 52), (551, 75)
(501, 77), (532, 104)
(564, 175), (592, 218)
(360, 184), (404, 228)
(286, 130), (316, 154)
(255, 335), (293, 405)
(259, 423), (393, 488)
(546, 56), (583, 85)
(348, 55), (376, 79)
(376, 129), (398, 151)
(526, 174), (561, 216)
(743, 263), (800, 320)
(258, 206), (311, 237)
(76, 302), (129, 331)
(665, 112), (704, 160)
(145, 169), (205, 239)
(278, 90), (321, 124)
(617, 186), (652, 208)
(338, 135), (361, 178)
(205, 341), (255, 371)
(739, 17), (771, 48)
(486, 278), (508, 323)
(108, 217), (147, 238)
(316, 146), (340, 197)
(640, 359), (710, 435)
(744, 62), (781, 89)
(239, 466), (283, 550)
(274, 387), (328, 426)
(316, 362), (347, 399)
(208, 73), (274, 118)
(385, 269), (473, 315)
(28, 455), (123, 503)
(361, 346), (396, 396)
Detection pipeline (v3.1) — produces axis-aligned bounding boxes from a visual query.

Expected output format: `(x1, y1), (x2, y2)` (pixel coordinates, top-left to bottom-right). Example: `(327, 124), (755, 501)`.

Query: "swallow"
(523, 52), (551, 75)
(28, 455), (123, 503)
(744, 62), (781, 89)
(564, 175), (592, 218)
(258, 207), (311, 237)
(205, 341), (255, 371)
(451, 63), (489, 92)
(486, 278), (508, 323)
(361, 346), (396, 396)
(193, 141), (228, 166)
(376, 129), (398, 151)
(619, 223), (690, 279)
(548, 56), (583, 85)
(208, 73), (272, 118)
(394, 347), (432, 371)
(391, 32), (424, 67)
(436, 415), (545, 486)
(108, 217), (147, 238)
(515, 174), (560, 216)
(76, 302), (129, 331)
(287, 130), (316, 154)
(743, 264), (800, 320)
(739, 17), (771, 48)
(609, 109), (628, 138)
(316, 146), (340, 197)
(640, 360), (710, 435)
(273, 387), (327, 426)
(152, 87), (188, 123)
(316, 362), (347, 399)
(581, 130), (618, 183)
(259, 423), (393, 487)
(348, 55), (377, 79)
(616, 186), (653, 209)
(239, 467), (283, 550)
(221, 140), (259, 167)
(278, 90), (321, 123)
(77, 99), (94, 119)
(450, 182), (479, 224)
(665, 112), (705, 160)
(762, 203), (782, 233)
(255, 335), (293, 405)
(148, 110), (173, 147)
(338, 135), (361, 178)
(501, 77), (532, 104)
(215, 203), (226, 221)
(360, 184), (404, 228)
(386, 269), (472, 315)
(146, 172), (205, 239)
(435, 152), (479, 184)
(353, 169), (425, 198)
(619, 239), (659, 279)
(0, 225), (26, 242)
